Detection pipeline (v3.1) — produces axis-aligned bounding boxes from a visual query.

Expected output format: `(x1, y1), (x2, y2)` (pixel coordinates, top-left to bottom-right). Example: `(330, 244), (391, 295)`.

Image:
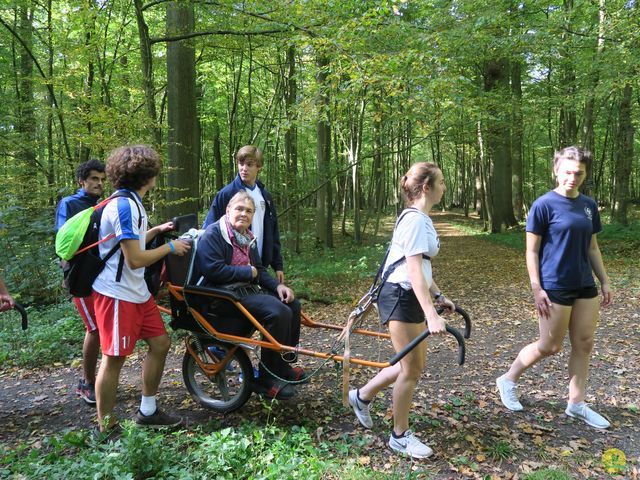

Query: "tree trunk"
(16, 5), (36, 189)
(315, 55), (332, 247)
(166, 1), (199, 218)
(580, 0), (606, 196)
(511, 59), (524, 221)
(483, 58), (517, 232)
(612, 84), (633, 225)
(558, 0), (577, 147)
(133, 0), (161, 146)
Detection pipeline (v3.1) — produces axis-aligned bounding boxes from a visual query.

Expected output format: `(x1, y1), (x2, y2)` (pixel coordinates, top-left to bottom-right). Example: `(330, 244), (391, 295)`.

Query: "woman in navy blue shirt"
(496, 146), (613, 429)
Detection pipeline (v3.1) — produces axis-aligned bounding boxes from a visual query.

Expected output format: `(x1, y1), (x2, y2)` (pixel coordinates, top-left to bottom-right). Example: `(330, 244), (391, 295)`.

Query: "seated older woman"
(191, 191), (304, 400)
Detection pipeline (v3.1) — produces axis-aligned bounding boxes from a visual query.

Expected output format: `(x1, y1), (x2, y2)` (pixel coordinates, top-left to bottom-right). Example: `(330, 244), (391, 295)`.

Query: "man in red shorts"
(55, 159), (107, 404)
(92, 145), (190, 431)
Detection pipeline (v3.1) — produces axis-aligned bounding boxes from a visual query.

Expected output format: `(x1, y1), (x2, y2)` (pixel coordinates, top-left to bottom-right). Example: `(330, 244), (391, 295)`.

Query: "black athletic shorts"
(545, 285), (598, 306)
(376, 282), (424, 325)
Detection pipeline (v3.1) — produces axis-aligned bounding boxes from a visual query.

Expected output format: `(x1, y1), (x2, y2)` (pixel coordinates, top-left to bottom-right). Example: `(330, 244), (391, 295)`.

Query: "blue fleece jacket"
(54, 188), (100, 231)
(192, 217), (280, 294)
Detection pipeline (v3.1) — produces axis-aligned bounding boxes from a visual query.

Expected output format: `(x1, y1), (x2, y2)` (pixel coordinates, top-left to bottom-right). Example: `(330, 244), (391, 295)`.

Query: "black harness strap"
(370, 208), (431, 299)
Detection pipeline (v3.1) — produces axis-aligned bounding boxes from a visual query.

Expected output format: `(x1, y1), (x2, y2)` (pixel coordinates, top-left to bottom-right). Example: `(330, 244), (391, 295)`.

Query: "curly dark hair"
(106, 145), (161, 190)
(76, 159), (105, 181)
(400, 162), (441, 205)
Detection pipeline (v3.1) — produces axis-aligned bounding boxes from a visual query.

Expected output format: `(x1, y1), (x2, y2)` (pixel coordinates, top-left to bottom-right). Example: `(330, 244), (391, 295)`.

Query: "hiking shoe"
(565, 402), (610, 429)
(496, 375), (523, 411)
(134, 409), (182, 428)
(348, 389), (373, 429)
(252, 378), (296, 400)
(388, 430), (433, 459)
(79, 380), (97, 405)
(283, 366), (310, 384)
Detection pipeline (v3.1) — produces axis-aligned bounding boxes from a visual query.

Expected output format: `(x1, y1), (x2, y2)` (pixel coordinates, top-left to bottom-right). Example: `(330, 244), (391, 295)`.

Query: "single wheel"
(182, 339), (253, 413)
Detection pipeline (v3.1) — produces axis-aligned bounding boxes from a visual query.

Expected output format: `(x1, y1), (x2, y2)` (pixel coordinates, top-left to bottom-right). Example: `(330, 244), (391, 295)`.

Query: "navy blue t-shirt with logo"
(526, 191), (601, 290)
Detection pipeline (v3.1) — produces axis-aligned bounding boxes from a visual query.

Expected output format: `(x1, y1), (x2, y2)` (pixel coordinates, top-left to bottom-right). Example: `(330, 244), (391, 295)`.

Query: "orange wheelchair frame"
(156, 220), (471, 413)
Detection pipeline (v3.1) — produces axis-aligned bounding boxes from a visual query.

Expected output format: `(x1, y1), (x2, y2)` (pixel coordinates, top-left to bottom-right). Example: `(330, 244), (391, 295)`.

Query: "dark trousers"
(207, 293), (301, 378)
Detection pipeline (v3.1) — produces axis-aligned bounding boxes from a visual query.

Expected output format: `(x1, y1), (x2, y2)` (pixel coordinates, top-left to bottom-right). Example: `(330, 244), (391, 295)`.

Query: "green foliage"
(0, 422), (393, 479)
(522, 469), (573, 480)
(285, 241), (386, 302)
(446, 212), (640, 261)
(0, 302), (82, 367)
(0, 201), (62, 305)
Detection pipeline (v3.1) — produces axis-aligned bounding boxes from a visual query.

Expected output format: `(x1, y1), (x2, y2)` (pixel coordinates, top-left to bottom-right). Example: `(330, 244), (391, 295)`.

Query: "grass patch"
(523, 468), (573, 480)
(285, 242), (387, 303)
(446, 213), (640, 260)
(0, 301), (84, 368)
(0, 422), (404, 479)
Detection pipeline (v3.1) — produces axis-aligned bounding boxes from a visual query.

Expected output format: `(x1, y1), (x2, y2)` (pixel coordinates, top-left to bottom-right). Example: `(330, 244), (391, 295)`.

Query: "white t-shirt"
(245, 185), (266, 257)
(93, 190), (151, 303)
(385, 209), (440, 290)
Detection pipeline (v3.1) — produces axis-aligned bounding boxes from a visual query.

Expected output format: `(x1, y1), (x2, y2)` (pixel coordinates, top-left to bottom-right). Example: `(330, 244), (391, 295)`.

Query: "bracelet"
(168, 241), (176, 253)
(434, 292), (444, 301)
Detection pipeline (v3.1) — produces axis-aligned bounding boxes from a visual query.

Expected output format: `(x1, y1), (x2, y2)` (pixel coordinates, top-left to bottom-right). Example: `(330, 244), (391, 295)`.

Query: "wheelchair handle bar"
(12, 303), (28, 330)
(389, 324), (465, 366)
(436, 305), (471, 339)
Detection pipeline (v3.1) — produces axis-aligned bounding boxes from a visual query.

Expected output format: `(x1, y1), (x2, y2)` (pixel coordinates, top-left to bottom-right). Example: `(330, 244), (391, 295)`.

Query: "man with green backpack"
(55, 159), (106, 405)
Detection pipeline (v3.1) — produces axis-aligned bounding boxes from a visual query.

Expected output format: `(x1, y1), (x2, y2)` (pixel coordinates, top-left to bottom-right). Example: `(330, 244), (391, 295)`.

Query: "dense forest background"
(1, 0), (638, 304)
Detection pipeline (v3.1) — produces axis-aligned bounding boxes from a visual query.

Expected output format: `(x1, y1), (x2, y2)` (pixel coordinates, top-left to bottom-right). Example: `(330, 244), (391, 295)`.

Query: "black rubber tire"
(182, 340), (253, 413)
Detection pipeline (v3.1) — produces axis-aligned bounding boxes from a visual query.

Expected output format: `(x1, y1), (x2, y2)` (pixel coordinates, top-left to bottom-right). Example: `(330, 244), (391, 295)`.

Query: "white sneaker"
(388, 430), (433, 459)
(348, 389), (373, 429)
(496, 375), (523, 411)
(565, 402), (610, 429)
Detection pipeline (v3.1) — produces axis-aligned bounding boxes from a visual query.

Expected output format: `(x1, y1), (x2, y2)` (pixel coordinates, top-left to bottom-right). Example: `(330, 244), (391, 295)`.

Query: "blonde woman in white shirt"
(348, 162), (454, 459)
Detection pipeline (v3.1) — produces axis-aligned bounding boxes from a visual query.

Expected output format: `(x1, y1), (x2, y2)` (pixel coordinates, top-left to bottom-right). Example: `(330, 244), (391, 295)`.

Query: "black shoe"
(134, 409), (182, 428)
(252, 378), (296, 400)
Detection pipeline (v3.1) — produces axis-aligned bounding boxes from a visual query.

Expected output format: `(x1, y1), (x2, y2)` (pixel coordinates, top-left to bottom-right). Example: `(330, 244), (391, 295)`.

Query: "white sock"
(568, 401), (585, 410)
(140, 395), (157, 416)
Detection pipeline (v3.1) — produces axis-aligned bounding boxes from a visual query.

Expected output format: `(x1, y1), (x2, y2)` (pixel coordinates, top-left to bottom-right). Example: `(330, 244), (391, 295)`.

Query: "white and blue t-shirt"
(92, 190), (150, 303)
(526, 191), (601, 290)
(385, 209), (440, 290)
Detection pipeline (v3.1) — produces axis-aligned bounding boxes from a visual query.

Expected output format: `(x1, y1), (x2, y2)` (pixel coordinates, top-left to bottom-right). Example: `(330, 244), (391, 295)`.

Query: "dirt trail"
(1, 213), (638, 477)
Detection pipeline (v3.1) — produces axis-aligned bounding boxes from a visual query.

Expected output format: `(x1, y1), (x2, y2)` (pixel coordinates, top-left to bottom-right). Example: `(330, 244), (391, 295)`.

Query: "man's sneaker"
(78, 380), (97, 405)
(348, 389), (373, 429)
(134, 409), (182, 428)
(388, 430), (434, 459)
(565, 402), (610, 429)
(496, 375), (523, 411)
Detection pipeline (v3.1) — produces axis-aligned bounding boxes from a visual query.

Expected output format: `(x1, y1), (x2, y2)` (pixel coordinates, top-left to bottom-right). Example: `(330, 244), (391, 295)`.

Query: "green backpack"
(55, 196), (115, 261)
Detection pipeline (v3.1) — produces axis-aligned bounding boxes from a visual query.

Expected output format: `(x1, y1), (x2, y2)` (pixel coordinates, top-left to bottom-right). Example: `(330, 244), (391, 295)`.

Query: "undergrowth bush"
(0, 199), (62, 305)
(0, 302), (83, 367)
(0, 422), (391, 479)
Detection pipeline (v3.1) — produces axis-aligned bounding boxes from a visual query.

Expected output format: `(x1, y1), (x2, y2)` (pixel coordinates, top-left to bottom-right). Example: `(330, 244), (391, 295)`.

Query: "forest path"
(1, 213), (638, 478)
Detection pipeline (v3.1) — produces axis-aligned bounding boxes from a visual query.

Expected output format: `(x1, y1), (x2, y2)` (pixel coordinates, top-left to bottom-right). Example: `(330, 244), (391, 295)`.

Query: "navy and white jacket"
(193, 216), (280, 294)
(202, 175), (283, 273)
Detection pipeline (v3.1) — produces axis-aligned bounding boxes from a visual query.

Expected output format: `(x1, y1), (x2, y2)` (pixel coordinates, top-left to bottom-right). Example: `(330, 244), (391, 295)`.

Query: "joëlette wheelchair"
(157, 215), (472, 414)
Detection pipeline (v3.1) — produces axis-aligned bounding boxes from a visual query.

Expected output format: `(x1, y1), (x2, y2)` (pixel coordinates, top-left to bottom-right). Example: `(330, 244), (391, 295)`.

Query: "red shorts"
(92, 291), (167, 356)
(73, 296), (98, 332)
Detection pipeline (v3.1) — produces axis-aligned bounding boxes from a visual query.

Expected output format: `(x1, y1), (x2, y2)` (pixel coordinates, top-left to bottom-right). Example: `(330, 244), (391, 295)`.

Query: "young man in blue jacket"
(202, 145), (285, 284)
(55, 159), (106, 404)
